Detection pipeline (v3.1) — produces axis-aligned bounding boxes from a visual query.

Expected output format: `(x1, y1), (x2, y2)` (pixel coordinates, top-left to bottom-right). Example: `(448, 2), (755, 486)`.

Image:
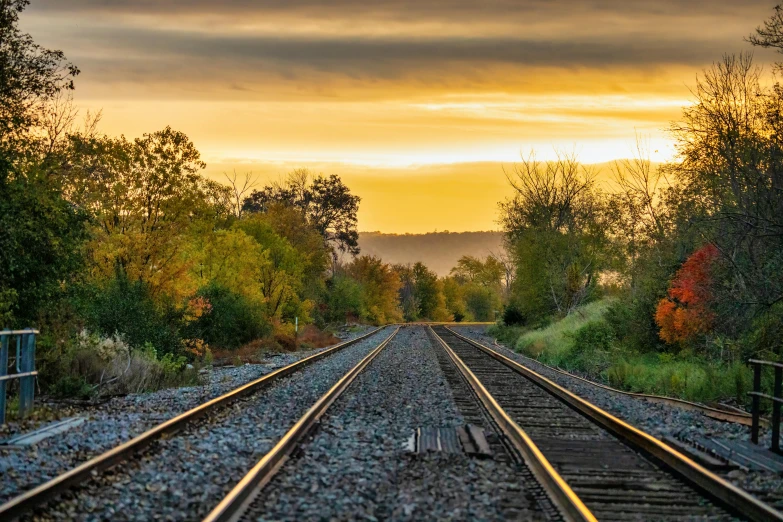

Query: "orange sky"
(20, 1), (781, 232)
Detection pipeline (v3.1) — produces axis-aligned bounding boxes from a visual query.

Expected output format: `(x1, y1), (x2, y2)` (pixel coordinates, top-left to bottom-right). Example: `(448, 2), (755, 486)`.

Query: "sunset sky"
(21, 1), (780, 232)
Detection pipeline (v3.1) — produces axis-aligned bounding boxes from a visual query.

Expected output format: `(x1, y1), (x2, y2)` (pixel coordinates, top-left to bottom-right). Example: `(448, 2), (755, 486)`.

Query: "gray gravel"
(0, 330), (380, 506)
(249, 325), (547, 521)
(3, 328), (389, 520)
(453, 325), (783, 509)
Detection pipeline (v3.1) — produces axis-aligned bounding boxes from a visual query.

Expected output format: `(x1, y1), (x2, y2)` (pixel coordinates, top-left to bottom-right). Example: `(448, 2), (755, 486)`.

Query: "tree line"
(499, 7), (783, 372)
(0, 1), (505, 397)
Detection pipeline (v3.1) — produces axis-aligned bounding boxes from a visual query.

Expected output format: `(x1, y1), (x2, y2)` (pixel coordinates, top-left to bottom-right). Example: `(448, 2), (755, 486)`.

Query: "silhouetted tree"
(242, 169), (361, 256)
(0, 0), (79, 158)
(0, 0), (86, 325)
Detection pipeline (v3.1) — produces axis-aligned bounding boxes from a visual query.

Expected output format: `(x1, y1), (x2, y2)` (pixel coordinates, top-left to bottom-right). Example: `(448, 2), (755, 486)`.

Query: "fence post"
(19, 329), (36, 417)
(0, 331), (8, 424)
(773, 367), (782, 454)
(751, 362), (761, 444)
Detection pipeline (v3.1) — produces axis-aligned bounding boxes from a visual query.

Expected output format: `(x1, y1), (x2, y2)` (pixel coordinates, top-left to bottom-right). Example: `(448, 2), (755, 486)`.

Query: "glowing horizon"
(19, 0), (781, 232)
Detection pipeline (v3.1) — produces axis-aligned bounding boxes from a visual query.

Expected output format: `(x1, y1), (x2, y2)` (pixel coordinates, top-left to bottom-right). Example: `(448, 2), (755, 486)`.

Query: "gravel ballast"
(3, 327), (390, 520)
(248, 325), (547, 521)
(0, 327), (378, 506)
(453, 325), (783, 509)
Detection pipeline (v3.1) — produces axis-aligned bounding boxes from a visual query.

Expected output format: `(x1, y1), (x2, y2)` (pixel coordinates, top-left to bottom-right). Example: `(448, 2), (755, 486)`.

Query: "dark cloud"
(71, 27), (747, 69)
(27, 0), (774, 21)
(20, 0), (779, 99)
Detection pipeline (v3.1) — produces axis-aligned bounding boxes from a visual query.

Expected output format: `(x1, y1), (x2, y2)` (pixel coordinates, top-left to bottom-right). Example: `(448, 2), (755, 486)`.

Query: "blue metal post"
(0, 331), (9, 424)
(19, 329), (35, 417)
(751, 362), (761, 444)
(15, 334), (21, 372)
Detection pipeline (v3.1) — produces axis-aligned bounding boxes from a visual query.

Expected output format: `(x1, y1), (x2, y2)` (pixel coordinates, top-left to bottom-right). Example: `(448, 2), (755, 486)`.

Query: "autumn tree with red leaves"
(655, 244), (719, 345)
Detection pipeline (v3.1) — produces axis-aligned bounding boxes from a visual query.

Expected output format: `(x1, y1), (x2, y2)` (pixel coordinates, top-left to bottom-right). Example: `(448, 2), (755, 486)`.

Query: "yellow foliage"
(187, 228), (270, 306)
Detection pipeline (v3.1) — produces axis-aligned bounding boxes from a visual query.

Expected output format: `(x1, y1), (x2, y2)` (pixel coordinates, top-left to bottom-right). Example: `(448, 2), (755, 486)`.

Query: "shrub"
(51, 375), (92, 399)
(655, 244), (719, 347)
(502, 304), (526, 326)
(274, 333), (297, 351)
(571, 321), (614, 353)
(566, 320), (615, 374)
(78, 273), (184, 356)
(49, 331), (200, 397)
(323, 275), (363, 324)
(187, 282), (270, 350)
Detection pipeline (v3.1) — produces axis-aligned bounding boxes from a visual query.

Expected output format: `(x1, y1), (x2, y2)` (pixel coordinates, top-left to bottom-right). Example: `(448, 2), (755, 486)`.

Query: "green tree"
(442, 276), (468, 322)
(0, 0), (79, 156)
(322, 274), (363, 324)
(393, 264), (419, 321)
(64, 127), (228, 300)
(0, 170), (88, 325)
(235, 215), (310, 322)
(464, 284), (497, 322)
(0, 0), (86, 326)
(500, 151), (607, 319)
(412, 262), (449, 320)
(346, 255), (402, 324)
(666, 53), (783, 342)
(189, 228), (269, 305)
(261, 202), (331, 303)
(451, 255), (504, 288)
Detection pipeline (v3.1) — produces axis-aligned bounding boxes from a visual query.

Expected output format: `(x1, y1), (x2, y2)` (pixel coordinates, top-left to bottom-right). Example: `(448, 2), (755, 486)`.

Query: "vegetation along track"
(0, 327), (394, 521)
(430, 325), (783, 522)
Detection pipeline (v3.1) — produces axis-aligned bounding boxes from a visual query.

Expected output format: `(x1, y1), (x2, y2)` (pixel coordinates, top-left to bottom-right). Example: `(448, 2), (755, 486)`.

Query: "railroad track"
(5, 323), (781, 521)
(203, 326), (400, 522)
(480, 334), (760, 427)
(429, 325), (783, 521)
(204, 324), (555, 521)
(0, 326), (395, 520)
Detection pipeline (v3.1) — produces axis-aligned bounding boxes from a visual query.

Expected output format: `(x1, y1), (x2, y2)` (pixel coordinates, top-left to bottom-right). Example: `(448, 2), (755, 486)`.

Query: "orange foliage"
(184, 296), (212, 322)
(183, 338), (209, 358)
(655, 244), (719, 345)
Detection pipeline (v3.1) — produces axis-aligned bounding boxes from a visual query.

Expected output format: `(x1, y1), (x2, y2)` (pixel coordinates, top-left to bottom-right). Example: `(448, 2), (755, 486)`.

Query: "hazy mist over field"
(358, 231), (504, 275)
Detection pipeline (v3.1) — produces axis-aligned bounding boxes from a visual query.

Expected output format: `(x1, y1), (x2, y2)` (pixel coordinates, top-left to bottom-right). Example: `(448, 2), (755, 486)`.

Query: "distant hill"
(358, 231), (504, 276)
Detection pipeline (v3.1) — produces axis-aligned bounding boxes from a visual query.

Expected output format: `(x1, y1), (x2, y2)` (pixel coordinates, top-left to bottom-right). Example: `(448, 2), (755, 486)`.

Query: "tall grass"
(605, 356), (750, 402)
(515, 300), (613, 364)
(495, 298), (753, 404)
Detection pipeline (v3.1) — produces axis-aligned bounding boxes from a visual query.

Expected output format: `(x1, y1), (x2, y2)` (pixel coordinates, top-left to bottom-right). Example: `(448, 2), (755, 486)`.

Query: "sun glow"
(21, 0), (774, 232)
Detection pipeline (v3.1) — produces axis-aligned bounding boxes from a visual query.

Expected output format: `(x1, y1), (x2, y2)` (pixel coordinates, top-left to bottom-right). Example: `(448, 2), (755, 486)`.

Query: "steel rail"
(203, 327), (400, 522)
(0, 327), (387, 520)
(444, 326), (783, 522)
(486, 336), (760, 426)
(428, 326), (597, 522)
